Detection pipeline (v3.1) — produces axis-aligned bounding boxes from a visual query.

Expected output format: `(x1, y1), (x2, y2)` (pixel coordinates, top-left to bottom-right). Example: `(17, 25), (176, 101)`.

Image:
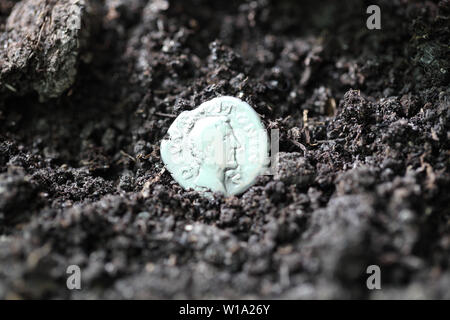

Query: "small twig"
(35, 6), (49, 50)
(4, 83), (17, 92)
(120, 150), (136, 162)
(290, 139), (307, 156)
(302, 109), (309, 127)
(154, 112), (176, 118)
(140, 168), (166, 198)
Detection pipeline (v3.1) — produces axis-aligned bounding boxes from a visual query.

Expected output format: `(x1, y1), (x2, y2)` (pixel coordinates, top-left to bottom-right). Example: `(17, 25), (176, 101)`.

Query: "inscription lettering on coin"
(160, 96), (269, 196)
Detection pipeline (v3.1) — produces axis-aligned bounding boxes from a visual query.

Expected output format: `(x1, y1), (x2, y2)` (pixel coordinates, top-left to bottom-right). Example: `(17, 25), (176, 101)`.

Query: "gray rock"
(0, 0), (89, 101)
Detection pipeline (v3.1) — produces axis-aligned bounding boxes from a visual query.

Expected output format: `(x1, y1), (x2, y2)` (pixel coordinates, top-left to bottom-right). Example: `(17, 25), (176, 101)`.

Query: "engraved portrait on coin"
(160, 96), (269, 196)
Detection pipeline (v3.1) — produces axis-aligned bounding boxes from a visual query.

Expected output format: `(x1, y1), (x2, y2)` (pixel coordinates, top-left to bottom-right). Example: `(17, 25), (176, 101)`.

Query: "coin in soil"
(160, 96), (269, 196)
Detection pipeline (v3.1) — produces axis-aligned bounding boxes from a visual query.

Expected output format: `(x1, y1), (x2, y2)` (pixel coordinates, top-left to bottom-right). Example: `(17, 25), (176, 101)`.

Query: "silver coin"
(160, 96), (269, 196)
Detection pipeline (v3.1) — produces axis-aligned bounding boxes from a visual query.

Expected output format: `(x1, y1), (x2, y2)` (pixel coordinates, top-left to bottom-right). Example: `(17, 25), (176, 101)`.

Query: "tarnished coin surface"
(160, 96), (269, 196)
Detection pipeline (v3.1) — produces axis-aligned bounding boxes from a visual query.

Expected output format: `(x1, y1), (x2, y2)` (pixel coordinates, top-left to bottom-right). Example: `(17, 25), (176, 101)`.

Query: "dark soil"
(0, 0), (449, 299)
